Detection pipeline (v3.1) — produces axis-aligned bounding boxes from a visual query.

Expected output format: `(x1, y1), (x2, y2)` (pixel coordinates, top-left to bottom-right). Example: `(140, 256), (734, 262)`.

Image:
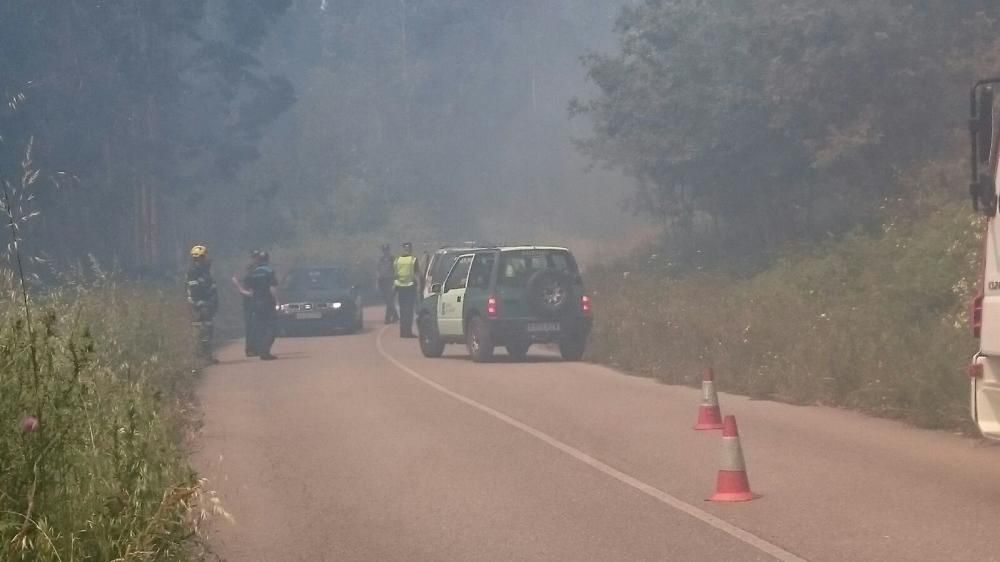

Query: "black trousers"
(379, 280), (398, 322)
(249, 306), (276, 356)
(397, 285), (416, 336)
(191, 306), (215, 360)
(243, 300), (255, 355)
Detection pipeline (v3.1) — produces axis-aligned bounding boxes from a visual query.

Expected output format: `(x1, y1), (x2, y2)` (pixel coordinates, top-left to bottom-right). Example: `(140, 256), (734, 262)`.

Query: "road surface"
(193, 311), (1000, 561)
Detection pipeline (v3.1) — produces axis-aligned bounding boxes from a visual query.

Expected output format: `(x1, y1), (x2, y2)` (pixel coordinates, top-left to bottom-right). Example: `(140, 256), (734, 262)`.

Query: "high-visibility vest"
(394, 256), (417, 287)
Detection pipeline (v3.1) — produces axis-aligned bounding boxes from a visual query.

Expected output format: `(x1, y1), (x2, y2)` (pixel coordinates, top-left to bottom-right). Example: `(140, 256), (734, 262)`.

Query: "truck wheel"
(506, 340), (530, 361)
(559, 336), (586, 361)
(418, 316), (445, 358)
(466, 316), (494, 363)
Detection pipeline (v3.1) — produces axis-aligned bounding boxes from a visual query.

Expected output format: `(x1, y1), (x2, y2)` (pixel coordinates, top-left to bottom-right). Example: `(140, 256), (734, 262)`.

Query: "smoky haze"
(233, 0), (643, 263)
(3, 1), (994, 276)
(1, 1), (642, 276)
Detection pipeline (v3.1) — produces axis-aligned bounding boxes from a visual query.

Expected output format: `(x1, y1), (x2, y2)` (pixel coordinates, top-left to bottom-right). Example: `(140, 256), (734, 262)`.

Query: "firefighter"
(187, 244), (219, 363)
(377, 244), (399, 324)
(244, 250), (279, 360)
(394, 242), (422, 338)
(232, 249), (261, 357)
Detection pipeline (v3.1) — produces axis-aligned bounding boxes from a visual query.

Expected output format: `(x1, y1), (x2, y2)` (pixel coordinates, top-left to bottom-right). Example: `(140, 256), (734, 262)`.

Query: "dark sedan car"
(277, 267), (364, 336)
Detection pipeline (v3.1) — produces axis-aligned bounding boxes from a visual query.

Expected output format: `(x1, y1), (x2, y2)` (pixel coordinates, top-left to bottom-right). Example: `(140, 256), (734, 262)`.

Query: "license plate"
(296, 312), (322, 320)
(527, 322), (559, 332)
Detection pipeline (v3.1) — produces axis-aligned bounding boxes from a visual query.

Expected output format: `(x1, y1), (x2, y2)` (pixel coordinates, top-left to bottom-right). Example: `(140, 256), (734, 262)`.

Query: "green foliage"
(0, 281), (213, 561)
(0, 0), (292, 269)
(574, 0), (998, 259)
(588, 190), (980, 429)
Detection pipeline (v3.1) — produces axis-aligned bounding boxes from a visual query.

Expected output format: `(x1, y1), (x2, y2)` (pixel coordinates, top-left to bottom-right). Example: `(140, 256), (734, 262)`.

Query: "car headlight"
(329, 302), (342, 309)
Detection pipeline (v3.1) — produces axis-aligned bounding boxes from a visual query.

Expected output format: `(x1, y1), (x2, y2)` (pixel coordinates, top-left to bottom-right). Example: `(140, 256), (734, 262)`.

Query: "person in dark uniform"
(377, 244), (399, 324)
(243, 250), (279, 360)
(232, 249), (262, 357)
(393, 242), (422, 338)
(186, 244), (219, 363)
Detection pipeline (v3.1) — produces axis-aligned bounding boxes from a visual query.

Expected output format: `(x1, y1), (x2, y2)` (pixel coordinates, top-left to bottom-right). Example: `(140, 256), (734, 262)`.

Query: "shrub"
(588, 200), (980, 430)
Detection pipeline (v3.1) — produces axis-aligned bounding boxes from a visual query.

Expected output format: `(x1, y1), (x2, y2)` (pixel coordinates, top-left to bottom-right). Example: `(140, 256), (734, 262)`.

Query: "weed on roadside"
(588, 201), (978, 431)
(0, 280), (220, 561)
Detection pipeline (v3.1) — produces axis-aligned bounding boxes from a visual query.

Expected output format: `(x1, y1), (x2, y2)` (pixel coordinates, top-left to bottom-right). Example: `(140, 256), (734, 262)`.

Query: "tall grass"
(587, 198), (980, 430)
(0, 279), (221, 561)
(0, 136), (220, 560)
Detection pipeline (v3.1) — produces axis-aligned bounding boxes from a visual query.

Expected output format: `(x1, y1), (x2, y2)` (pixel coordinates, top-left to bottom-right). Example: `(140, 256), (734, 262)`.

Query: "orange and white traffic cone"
(693, 368), (724, 430)
(708, 415), (756, 502)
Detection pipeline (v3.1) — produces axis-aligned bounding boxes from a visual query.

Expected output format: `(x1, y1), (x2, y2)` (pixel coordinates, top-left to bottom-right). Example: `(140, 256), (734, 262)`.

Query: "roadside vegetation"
(568, 2), (1000, 431)
(0, 276), (219, 561)
(588, 170), (980, 430)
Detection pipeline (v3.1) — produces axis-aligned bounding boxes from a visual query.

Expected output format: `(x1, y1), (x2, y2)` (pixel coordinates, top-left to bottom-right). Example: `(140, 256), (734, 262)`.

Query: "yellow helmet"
(190, 245), (208, 258)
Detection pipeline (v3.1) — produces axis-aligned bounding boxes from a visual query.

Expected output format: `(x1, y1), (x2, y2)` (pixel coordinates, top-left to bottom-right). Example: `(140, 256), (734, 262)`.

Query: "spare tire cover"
(526, 269), (571, 317)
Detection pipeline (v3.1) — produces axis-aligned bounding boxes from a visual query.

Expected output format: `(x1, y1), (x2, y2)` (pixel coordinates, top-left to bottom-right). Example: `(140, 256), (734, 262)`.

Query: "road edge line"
(375, 327), (806, 562)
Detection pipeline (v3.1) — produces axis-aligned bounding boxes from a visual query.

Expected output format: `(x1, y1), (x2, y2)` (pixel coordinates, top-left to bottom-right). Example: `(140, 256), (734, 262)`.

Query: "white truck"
(969, 80), (1000, 438)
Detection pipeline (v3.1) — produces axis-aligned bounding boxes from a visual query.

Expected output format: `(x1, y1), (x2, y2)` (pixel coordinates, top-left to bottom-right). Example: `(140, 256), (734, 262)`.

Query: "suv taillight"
(972, 292), (984, 338)
(487, 296), (498, 318)
(581, 294), (591, 314)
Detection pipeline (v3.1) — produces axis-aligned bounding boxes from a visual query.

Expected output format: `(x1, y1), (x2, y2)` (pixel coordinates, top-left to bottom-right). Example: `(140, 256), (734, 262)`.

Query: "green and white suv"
(417, 246), (592, 362)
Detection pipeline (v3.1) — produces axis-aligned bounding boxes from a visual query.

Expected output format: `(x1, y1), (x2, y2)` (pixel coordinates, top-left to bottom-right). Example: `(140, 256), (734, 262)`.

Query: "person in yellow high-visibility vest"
(394, 242), (422, 338)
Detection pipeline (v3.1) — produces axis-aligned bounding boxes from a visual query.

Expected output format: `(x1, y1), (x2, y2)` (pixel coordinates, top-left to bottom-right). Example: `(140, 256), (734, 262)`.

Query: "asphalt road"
(193, 310), (1000, 561)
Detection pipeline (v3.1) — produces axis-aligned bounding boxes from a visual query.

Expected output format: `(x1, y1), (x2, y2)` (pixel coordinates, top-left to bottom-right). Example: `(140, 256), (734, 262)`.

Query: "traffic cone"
(708, 415), (756, 502)
(693, 368), (724, 430)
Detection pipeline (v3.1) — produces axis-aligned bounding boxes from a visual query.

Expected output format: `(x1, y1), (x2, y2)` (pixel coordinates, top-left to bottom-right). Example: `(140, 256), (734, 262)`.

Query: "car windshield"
(497, 250), (577, 288)
(431, 251), (470, 286)
(284, 268), (350, 291)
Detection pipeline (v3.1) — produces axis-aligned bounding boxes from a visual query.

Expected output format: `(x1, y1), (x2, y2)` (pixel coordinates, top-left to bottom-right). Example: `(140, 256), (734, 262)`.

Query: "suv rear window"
(498, 250), (578, 288)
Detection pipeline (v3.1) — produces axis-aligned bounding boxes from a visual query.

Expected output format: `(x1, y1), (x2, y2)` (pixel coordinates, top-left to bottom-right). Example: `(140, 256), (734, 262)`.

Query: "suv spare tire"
(526, 268), (571, 318)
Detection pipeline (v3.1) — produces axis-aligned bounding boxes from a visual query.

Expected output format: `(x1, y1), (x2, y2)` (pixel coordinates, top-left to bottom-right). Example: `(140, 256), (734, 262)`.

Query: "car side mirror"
(431, 283), (443, 294)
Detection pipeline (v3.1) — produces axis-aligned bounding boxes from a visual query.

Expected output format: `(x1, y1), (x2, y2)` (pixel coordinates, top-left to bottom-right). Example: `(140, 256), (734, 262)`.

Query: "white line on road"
(375, 327), (806, 562)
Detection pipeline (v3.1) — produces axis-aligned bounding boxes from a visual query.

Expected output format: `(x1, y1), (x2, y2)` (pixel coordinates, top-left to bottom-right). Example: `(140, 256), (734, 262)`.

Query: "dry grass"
(587, 200), (980, 430)
(0, 279), (217, 561)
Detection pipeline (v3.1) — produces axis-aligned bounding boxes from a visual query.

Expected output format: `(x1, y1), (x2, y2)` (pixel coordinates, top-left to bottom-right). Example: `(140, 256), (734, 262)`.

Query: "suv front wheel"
(466, 316), (495, 363)
(418, 316), (445, 358)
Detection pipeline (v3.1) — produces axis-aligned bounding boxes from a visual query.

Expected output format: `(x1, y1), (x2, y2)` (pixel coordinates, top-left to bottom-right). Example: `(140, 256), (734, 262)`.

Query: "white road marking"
(375, 327), (806, 562)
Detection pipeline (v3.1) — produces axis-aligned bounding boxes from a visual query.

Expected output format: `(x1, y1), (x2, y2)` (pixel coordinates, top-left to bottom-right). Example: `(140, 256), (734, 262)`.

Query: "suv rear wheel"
(559, 335), (586, 361)
(466, 316), (495, 362)
(418, 315), (445, 358)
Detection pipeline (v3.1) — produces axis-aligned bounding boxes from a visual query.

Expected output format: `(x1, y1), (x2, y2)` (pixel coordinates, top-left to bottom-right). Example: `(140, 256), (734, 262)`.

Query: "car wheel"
(559, 335), (586, 361)
(466, 316), (494, 363)
(418, 316), (445, 358)
(506, 340), (530, 361)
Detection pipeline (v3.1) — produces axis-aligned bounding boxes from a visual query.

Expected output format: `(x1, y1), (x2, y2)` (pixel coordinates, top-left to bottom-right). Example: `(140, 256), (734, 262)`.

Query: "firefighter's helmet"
(190, 245), (208, 259)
